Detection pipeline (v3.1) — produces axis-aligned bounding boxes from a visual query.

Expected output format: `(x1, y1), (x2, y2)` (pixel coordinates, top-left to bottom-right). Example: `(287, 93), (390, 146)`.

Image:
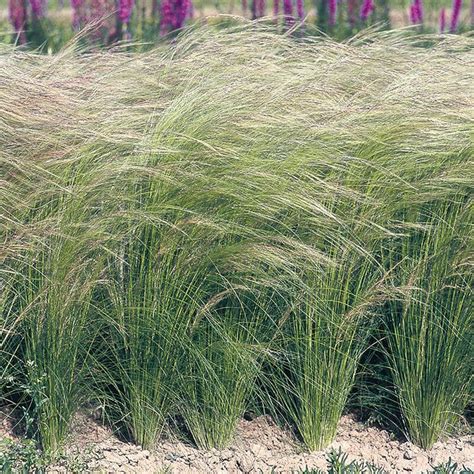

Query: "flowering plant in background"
(347, 0), (357, 26)
(119, 0), (135, 25)
(71, 0), (86, 29)
(250, 0), (266, 19)
(160, 0), (192, 35)
(450, 0), (462, 31)
(283, 0), (294, 26)
(409, 3), (419, 23)
(29, 0), (44, 18)
(88, 0), (113, 41)
(5, 0), (472, 48)
(439, 7), (446, 32)
(329, 0), (337, 26)
(256, 0), (266, 17)
(360, 0), (374, 21)
(273, 0), (279, 18)
(296, 0), (304, 19)
(409, 0), (424, 24)
(8, 0), (27, 43)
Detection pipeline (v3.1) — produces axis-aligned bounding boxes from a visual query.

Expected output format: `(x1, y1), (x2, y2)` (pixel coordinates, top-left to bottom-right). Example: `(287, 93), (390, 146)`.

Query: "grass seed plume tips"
(0, 26), (473, 457)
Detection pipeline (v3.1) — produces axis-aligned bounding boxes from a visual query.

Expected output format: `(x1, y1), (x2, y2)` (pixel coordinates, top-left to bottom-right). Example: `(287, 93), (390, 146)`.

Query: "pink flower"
(160, 0), (173, 33)
(360, 0), (374, 21)
(273, 0), (279, 17)
(283, 0), (293, 25)
(256, 0), (265, 17)
(71, 0), (85, 29)
(348, 0), (356, 26)
(439, 7), (446, 32)
(449, 0), (462, 31)
(119, 0), (135, 24)
(296, 0), (304, 19)
(29, 0), (44, 18)
(416, 0), (424, 22)
(187, 0), (194, 19)
(329, 0), (337, 26)
(8, 0), (27, 43)
(90, 0), (108, 23)
(410, 0), (424, 23)
(160, 0), (191, 34)
(409, 3), (419, 23)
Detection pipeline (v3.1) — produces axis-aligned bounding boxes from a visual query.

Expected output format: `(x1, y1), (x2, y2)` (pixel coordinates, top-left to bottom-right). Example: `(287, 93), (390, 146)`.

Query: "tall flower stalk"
(29, 0), (45, 18)
(71, 0), (85, 29)
(409, 3), (419, 23)
(119, 0), (135, 26)
(160, 0), (191, 34)
(296, 0), (304, 20)
(283, 0), (293, 26)
(348, 0), (356, 26)
(450, 0), (462, 31)
(411, 0), (424, 24)
(360, 0), (374, 21)
(8, 0), (27, 43)
(273, 0), (279, 17)
(329, 0), (337, 26)
(439, 8), (446, 32)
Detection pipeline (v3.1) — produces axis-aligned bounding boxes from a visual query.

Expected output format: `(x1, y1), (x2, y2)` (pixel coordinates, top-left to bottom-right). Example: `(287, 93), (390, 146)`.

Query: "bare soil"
(3, 407), (472, 473)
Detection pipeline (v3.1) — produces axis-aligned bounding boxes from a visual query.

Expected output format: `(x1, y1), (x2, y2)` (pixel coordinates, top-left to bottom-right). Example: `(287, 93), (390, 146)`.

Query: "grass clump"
(385, 198), (473, 448)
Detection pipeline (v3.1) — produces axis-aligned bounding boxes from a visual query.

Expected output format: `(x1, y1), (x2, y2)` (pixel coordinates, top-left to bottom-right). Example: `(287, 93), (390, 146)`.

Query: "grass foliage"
(0, 24), (473, 455)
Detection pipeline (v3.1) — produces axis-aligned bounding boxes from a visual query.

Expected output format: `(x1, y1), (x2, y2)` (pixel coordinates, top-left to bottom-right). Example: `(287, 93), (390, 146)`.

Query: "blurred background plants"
(0, 0), (472, 50)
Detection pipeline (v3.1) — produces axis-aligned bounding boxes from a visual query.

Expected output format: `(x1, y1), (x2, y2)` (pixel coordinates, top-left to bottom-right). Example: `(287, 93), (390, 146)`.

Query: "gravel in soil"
(2, 408), (473, 473)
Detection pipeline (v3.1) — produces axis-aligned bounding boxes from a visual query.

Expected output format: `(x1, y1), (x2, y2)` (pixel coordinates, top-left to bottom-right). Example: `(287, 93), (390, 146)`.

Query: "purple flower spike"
(187, 0), (194, 19)
(471, 0), (473, 27)
(414, 0), (424, 23)
(160, 0), (192, 34)
(329, 0), (337, 25)
(29, 0), (44, 18)
(360, 0), (374, 21)
(296, 0), (304, 19)
(409, 3), (419, 23)
(348, 0), (356, 26)
(449, 0), (462, 32)
(283, 0), (293, 26)
(273, 0), (279, 17)
(160, 0), (172, 34)
(71, 0), (84, 29)
(8, 0), (27, 43)
(119, 0), (135, 24)
(242, 0), (247, 13)
(256, 0), (265, 17)
(439, 7), (446, 32)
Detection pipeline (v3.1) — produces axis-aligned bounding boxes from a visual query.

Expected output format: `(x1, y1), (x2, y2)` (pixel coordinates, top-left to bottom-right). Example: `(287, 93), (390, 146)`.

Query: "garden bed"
(1, 25), (473, 474)
(2, 409), (473, 472)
